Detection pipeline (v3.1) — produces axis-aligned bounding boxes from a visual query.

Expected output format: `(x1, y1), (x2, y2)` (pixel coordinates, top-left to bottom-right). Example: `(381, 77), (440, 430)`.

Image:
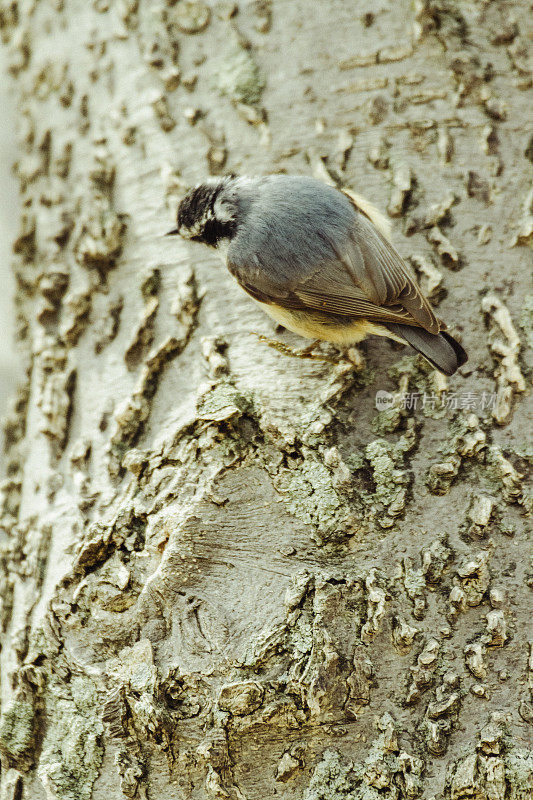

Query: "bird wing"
(227, 194), (442, 334)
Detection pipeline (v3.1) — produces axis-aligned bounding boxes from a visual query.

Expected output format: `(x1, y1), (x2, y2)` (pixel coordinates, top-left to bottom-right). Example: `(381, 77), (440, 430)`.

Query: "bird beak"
(165, 228), (179, 236)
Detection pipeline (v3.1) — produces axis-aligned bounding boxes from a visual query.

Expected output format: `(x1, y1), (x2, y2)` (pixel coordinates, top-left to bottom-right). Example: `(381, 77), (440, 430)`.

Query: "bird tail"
(385, 322), (467, 376)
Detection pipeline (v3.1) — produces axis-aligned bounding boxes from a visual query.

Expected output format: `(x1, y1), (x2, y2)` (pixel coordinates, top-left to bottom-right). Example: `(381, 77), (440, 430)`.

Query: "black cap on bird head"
(166, 176), (238, 246)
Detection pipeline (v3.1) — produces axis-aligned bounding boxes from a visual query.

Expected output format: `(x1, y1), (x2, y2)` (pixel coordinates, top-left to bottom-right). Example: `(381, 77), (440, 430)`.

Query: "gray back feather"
(224, 175), (438, 332)
(227, 176), (356, 287)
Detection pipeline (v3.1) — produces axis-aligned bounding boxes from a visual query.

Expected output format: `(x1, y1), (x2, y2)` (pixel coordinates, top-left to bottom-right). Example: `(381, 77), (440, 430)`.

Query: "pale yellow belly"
(254, 300), (394, 345)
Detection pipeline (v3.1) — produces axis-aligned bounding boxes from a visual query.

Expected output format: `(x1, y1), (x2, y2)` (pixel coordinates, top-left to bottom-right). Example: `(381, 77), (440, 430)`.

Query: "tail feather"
(385, 322), (467, 376)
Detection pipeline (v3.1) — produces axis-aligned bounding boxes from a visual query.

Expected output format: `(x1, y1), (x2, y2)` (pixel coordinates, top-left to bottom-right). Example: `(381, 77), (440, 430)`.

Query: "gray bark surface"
(0, 1), (532, 798)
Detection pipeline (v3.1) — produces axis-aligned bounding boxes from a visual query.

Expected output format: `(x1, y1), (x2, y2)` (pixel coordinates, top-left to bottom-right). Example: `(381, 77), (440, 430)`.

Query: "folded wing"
(227, 191), (442, 335)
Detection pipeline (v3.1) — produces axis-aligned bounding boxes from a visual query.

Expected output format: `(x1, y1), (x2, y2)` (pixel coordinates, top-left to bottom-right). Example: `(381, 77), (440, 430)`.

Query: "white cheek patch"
(179, 220), (203, 238)
(213, 196), (235, 223)
(216, 237), (231, 262)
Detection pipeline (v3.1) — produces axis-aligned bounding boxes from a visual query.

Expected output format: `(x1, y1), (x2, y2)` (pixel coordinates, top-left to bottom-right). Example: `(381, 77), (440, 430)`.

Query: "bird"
(167, 175), (467, 376)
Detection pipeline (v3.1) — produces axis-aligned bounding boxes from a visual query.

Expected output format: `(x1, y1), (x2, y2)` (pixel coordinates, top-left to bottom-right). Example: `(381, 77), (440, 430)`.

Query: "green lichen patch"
(0, 696), (36, 760)
(217, 38), (265, 104)
(382, 354), (458, 422)
(371, 403), (405, 434)
(426, 412), (487, 495)
(505, 748), (533, 800)
(196, 381), (253, 423)
(360, 428), (416, 528)
(284, 460), (343, 526)
(273, 453), (359, 541)
(37, 677), (104, 800)
(304, 749), (355, 800)
(365, 438), (410, 504)
(304, 717), (424, 799)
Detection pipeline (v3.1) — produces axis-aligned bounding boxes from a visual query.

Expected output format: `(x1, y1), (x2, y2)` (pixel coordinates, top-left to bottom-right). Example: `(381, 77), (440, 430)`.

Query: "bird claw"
(251, 333), (337, 363)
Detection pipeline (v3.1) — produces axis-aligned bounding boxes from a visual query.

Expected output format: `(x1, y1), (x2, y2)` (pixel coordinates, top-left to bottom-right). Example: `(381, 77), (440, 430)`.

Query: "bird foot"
(251, 334), (337, 363)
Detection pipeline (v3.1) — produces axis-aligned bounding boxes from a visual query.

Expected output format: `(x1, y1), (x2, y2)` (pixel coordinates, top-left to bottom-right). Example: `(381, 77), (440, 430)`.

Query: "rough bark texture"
(0, 50), (20, 437)
(0, 1), (532, 798)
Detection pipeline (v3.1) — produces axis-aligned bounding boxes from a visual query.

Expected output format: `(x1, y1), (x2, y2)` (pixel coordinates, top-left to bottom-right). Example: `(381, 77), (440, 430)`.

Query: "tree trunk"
(0, 1), (531, 798)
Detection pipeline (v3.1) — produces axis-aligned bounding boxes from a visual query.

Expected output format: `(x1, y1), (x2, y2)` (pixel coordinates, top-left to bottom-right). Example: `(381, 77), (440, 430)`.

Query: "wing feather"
(227, 187), (442, 335)
(295, 288), (420, 325)
(339, 210), (440, 332)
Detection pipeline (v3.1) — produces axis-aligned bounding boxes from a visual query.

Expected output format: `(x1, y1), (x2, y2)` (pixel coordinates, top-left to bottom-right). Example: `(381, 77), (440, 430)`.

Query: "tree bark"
(0, 1), (532, 798)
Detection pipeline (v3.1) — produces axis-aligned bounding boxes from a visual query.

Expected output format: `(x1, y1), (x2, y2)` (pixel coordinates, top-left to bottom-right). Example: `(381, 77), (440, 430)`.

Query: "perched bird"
(167, 175), (467, 375)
